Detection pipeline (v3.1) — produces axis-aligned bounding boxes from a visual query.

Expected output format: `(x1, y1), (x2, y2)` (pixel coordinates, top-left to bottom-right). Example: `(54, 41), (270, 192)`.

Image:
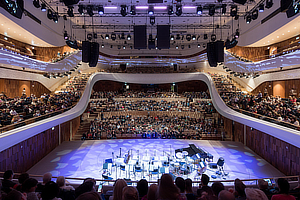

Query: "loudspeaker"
(281, 0), (292, 12)
(89, 42), (99, 67)
(134, 25), (147, 49)
(82, 41), (91, 63)
(217, 157), (225, 167)
(215, 40), (224, 63)
(207, 42), (217, 67)
(62, 0), (79, 6)
(120, 64), (126, 71)
(286, 3), (299, 18)
(157, 25), (170, 49)
(173, 64), (177, 71)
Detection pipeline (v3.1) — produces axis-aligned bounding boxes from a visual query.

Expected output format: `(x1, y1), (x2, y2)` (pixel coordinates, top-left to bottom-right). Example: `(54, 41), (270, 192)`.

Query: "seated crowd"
(90, 91), (209, 100)
(1, 170), (300, 200)
(84, 115), (221, 140)
(211, 73), (300, 127)
(0, 92), (81, 127)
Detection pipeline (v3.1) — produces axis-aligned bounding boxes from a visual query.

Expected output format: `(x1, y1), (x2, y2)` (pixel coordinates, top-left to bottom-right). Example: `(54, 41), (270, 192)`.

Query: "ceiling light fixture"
(111, 33), (116, 40)
(78, 5), (84, 15)
(170, 35), (174, 40)
(41, 3), (46, 11)
(252, 9), (258, 20)
(120, 5), (127, 17)
(259, 4), (264, 12)
(246, 15), (252, 24)
(67, 6), (74, 17)
(148, 6), (154, 15)
(175, 4), (182, 16)
(186, 34), (191, 41)
(87, 5), (94, 16)
(130, 5), (136, 15)
(168, 5), (173, 15)
(230, 5), (237, 17)
(197, 5), (202, 15)
(127, 34), (131, 40)
(209, 5), (215, 16)
(221, 4), (226, 15)
(150, 16), (155, 25)
(105, 34), (109, 39)
(98, 5), (104, 15)
(192, 35), (196, 40)
(265, 0), (273, 9)
(33, 0), (40, 8)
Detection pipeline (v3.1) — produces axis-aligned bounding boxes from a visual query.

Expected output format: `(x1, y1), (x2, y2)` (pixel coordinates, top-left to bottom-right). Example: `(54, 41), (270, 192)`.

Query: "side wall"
(0, 78), (50, 98)
(0, 117), (80, 172)
(223, 118), (300, 176)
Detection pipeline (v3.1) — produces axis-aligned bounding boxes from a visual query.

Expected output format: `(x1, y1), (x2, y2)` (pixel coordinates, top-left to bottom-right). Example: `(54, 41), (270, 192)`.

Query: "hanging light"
(221, 4), (227, 15)
(120, 5), (127, 17)
(78, 5), (84, 15)
(175, 4), (182, 16)
(41, 3), (46, 11)
(127, 34), (131, 40)
(67, 6), (74, 17)
(98, 5), (104, 15)
(168, 5), (173, 15)
(105, 34), (109, 39)
(259, 4), (264, 12)
(130, 5), (136, 15)
(197, 5), (202, 15)
(33, 0), (40, 8)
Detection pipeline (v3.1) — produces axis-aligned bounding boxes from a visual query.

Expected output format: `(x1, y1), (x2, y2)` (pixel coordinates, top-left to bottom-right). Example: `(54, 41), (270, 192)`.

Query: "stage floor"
(27, 139), (284, 185)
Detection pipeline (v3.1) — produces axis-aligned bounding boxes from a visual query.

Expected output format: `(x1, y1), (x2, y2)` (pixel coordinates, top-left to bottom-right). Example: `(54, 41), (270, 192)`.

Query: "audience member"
(3, 189), (27, 200)
(122, 186), (139, 200)
(185, 179), (196, 200)
(197, 174), (213, 197)
(218, 190), (235, 200)
(271, 178), (296, 200)
(56, 176), (75, 191)
(41, 181), (61, 200)
(136, 179), (148, 200)
(211, 182), (224, 198)
(75, 191), (101, 200)
(15, 173), (29, 192)
(1, 170), (17, 194)
(175, 177), (187, 200)
(147, 184), (158, 200)
(111, 179), (127, 200)
(22, 178), (39, 200)
(74, 181), (95, 198)
(234, 179), (246, 200)
(36, 172), (52, 193)
(158, 174), (179, 200)
(244, 188), (268, 200)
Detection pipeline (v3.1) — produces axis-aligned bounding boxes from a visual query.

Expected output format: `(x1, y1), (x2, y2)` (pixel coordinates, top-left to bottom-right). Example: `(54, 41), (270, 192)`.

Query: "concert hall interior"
(1, 0), (300, 199)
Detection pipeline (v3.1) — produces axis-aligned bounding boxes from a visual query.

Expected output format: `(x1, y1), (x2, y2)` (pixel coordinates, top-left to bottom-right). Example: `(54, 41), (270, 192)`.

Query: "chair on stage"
(134, 165), (142, 179)
(102, 174), (113, 180)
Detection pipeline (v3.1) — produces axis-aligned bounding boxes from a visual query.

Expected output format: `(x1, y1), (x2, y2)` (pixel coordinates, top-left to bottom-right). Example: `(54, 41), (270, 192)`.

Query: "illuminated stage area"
(27, 139), (283, 184)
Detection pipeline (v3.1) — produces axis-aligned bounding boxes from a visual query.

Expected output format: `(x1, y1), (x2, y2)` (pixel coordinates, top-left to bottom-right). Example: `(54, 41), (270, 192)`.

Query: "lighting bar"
(104, 6), (118, 9)
(136, 6), (149, 9)
(154, 6), (167, 10)
(183, 6), (196, 9)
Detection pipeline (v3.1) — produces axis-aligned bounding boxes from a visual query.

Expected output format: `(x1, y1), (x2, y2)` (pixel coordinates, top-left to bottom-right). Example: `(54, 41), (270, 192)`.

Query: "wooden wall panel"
(0, 78), (50, 98)
(222, 117), (233, 140)
(177, 80), (208, 93)
(233, 121), (244, 143)
(252, 81), (273, 96)
(245, 126), (300, 175)
(93, 80), (124, 92)
(0, 125), (59, 173)
(273, 81), (286, 98)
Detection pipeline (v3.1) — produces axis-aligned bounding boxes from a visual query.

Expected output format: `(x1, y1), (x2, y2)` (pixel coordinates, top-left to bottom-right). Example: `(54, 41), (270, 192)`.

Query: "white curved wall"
(1, 72), (300, 153)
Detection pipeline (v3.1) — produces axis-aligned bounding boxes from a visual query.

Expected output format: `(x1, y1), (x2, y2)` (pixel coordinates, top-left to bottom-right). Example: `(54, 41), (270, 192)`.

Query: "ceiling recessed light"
(282, 33), (284, 35)
(8, 28), (10, 29)
(277, 36), (279, 38)
(288, 30), (290, 32)
(1, 24), (3, 26)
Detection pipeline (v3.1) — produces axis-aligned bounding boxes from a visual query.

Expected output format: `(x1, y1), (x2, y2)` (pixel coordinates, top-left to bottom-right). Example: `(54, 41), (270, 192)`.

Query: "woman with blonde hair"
(110, 179), (127, 200)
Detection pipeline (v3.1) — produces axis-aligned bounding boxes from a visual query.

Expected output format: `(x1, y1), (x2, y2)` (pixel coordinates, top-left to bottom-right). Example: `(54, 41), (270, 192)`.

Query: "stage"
(27, 139), (284, 185)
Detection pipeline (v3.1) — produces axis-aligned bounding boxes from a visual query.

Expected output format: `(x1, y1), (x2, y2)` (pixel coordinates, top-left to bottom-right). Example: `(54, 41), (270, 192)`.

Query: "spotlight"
(101, 44), (104, 48)
(246, 15), (251, 24)
(230, 5), (237, 17)
(87, 33), (93, 40)
(63, 15), (67, 20)
(78, 5), (84, 15)
(105, 34), (109, 39)
(130, 5), (136, 15)
(221, 4), (226, 15)
(120, 33), (125, 40)
(192, 35), (196, 40)
(252, 9), (258, 20)
(33, 0), (40, 8)
(148, 6), (154, 15)
(197, 5), (202, 15)
(98, 5), (104, 15)
(41, 3), (46, 11)
(209, 5), (215, 16)
(198, 44), (200, 48)
(110, 45), (113, 48)
(204, 34), (208, 40)
(203, 44), (206, 48)
(168, 5), (173, 15)
(64, 31), (69, 40)
(259, 4), (264, 12)
(181, 45), (184, 49)
(175, 4), (182, 16)
(47, 9), (53, 19)
(120, 5), (127, 17)
(123, 46), (126, 49)
(111, 33), (116, 41)
(176, 45), (178, 49)
(186, 34), (191, 41)
(234, 15), (239, 20)
(170, 35), (174, 40)
(150, 16), (155, 25)
(127, 34), (131, 40)
(67, 6), (74, 17)
(87, 5), (94, 16)
(211, 34), (216, 41)
(265, 0), (273, 9)
(176, 34), (181, 40)
(52, 13), (58, 23)
(235, 29), (239, 39)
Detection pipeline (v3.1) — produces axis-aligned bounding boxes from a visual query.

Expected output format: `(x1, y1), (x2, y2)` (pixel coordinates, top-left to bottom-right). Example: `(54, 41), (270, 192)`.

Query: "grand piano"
(175, 144), (213, 162)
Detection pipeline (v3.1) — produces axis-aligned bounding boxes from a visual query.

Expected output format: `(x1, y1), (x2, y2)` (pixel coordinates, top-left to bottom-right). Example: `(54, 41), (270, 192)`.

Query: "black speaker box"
(89, 42), (99, 67)
(82, 41), (91, 63)
(207, 42), (217, 67)
(157, 25), (170, 49)
(62, 0), (79, 6)
(281, 0), (293, 12)
(215, 40), (224, 63)
(286, 4), (299, 18)
(134, 25), (147, 49)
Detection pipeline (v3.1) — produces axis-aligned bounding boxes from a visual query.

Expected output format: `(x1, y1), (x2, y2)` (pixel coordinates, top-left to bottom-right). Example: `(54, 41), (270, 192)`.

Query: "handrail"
(0, 172), (298, 186)
(227, 105), (300, 131)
